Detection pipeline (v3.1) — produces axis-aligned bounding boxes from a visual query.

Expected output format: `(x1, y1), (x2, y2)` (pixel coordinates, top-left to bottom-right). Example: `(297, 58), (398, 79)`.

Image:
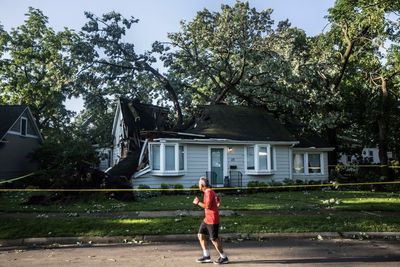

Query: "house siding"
(133, 144), (208, 188)
(242, 146), (291, 186)
(111, 110), (124, 166)
(0, 133), (41, 179)
(8, 110), (38, 136)
(132, 144), (304, 188)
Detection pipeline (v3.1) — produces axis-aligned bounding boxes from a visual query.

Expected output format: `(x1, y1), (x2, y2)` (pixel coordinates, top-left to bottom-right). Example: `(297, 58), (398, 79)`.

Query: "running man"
(193, 176), (229, 264)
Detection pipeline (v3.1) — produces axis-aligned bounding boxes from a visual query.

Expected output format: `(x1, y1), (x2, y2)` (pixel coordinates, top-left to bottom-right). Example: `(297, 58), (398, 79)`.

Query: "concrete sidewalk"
(1, 232), (399, 248)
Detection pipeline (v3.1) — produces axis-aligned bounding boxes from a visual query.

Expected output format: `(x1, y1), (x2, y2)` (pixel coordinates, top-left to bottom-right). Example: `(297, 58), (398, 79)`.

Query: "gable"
(9, 110), (39, 136)
(0, 105), (43, 142)
(0, 106), (27, 140)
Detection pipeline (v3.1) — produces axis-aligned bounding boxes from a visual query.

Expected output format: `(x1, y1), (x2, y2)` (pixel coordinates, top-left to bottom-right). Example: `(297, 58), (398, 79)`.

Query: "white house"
(108, 99), (334, 188)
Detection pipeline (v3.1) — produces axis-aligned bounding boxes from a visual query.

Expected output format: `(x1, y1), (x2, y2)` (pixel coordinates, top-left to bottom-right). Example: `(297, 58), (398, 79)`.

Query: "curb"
(1, 232), (399, 248)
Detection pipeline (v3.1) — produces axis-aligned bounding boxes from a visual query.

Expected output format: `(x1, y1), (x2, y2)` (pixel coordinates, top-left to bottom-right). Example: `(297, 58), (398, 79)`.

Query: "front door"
(211, 148), (224, 185)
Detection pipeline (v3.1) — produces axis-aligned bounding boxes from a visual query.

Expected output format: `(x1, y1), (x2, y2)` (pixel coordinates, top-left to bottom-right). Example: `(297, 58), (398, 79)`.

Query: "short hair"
(199, 176), (209, 187)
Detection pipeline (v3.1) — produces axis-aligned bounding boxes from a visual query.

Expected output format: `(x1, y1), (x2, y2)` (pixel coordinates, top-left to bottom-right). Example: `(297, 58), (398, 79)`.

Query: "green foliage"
(0, 8), (80, 132)
(135, 184), (158, 199)
(29, 127), (98, 188)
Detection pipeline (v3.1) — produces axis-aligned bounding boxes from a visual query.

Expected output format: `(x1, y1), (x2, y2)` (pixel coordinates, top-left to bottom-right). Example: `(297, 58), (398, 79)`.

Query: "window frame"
(244, 144), (274, 175)
(20, 117), (27, 136)
(150, 142), (186, 176)
(292, 152), (324, 175)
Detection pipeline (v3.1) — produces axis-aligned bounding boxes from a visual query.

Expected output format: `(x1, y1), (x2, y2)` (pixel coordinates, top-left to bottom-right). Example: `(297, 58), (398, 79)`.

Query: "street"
(1, 238), (400, 267)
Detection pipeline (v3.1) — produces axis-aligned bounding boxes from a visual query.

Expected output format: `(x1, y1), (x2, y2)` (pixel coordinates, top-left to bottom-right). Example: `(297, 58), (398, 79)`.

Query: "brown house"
(0, 105), (43, 180)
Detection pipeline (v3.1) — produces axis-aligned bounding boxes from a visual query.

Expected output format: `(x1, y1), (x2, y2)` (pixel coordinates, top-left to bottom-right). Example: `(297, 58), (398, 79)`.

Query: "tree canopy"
(0, 1), (399, 167)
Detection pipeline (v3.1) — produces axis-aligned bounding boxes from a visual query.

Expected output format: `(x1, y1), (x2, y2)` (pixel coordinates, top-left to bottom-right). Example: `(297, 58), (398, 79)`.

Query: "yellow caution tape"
(0, 172), (34, 185)
(328, 165), (400, 168)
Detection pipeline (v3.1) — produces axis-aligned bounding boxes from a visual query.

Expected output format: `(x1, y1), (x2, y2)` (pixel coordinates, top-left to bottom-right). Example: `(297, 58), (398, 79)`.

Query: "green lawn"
(1, 190), (399, 239)
(1, 190), (399, 213)
(1, 214), (399, 239)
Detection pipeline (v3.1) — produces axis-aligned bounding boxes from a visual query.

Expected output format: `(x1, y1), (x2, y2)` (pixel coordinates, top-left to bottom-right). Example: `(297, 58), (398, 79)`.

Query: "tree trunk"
(377, 77), (389, 179)
(326, 127), (338, 166)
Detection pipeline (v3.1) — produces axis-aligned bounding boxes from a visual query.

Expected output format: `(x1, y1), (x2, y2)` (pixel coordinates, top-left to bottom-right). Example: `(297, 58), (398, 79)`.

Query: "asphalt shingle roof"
(186, 105), (297, 142)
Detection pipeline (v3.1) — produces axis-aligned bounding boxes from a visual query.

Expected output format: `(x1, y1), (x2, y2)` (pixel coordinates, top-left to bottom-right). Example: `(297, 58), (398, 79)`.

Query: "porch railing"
(228, 170), (243, 187)
(205, 170), (243, 187)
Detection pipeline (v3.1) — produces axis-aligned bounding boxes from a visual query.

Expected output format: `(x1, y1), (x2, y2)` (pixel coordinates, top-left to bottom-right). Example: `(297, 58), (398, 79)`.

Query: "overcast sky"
(0, 0), (336, 112)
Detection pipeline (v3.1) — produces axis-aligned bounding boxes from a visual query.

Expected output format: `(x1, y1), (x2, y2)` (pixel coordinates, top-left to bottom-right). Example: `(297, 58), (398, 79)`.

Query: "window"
(259, 146), (268, 170)
(179, 145), (184, 170)
(293, 153), (305, 174)
(152, 144), (160, 170)
(21, 117), (27, 136)
(150, 143), (186, 175)
(293, 152), (323, 175)
(245, 144), (273, 174)
(246, 146), (255, 170)
(165, 145), (175, 171)
(308, 154), (321, 173)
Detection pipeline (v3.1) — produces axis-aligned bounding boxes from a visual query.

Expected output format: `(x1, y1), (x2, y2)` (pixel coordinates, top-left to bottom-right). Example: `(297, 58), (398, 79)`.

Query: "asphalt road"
(1, 238), (400, 267)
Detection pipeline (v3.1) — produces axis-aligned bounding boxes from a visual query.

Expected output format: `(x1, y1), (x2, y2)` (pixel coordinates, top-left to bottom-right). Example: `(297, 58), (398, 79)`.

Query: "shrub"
(135, 184), (158, 199)
(247, 181), (267, 193)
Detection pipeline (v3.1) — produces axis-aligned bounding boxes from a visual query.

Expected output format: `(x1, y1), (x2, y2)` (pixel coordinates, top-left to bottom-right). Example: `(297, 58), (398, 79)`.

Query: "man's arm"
(193, 195), (210, 209)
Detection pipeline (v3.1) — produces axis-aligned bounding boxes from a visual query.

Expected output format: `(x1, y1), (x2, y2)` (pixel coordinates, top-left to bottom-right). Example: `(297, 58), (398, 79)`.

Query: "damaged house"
(108, 98), (333, 188)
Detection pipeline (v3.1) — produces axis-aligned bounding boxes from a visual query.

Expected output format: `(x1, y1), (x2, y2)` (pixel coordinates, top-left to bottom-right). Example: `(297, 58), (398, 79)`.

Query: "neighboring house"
(337, 136), (393, 164)
(339, 147), (393, 165)
(0, 105), (43, 180)
(108, 99), (334, 188)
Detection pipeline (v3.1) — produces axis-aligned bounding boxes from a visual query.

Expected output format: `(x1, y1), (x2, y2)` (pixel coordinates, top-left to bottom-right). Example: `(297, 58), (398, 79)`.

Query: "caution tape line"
(1, 180), (400, 192)
(0, 172), (35, 185)
(328, 165), (400, 168)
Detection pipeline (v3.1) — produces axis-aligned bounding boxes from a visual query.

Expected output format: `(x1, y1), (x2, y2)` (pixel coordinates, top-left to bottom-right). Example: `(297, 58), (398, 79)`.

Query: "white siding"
(111, 110), (124, 166)
(242, 146), (291, 186)
(133, 144), (209, 188)
(132, 144), (296, 188)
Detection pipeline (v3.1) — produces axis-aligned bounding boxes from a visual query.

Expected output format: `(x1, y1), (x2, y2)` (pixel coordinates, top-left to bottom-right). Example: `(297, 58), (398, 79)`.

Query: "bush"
(247, 181), (267, 193)
(135, 184), (158, 199)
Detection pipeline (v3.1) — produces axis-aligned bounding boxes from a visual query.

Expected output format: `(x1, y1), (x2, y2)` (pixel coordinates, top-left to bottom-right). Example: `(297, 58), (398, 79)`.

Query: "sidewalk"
(1, 232), (400, 248)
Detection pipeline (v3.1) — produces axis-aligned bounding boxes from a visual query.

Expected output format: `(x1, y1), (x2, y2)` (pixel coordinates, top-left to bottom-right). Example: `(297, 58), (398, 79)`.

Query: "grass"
(1, 190), (399, 239)
(1, 190), (399, 213)
(1, 214), (400, 239)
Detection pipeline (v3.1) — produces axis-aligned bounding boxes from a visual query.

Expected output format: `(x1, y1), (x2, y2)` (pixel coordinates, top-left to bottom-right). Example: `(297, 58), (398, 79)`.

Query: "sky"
(0, 0), (336, 113)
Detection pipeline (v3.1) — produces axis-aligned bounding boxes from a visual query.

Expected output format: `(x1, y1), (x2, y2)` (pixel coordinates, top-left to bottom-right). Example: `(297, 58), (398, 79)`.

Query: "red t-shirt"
(203, 188), (220, 224)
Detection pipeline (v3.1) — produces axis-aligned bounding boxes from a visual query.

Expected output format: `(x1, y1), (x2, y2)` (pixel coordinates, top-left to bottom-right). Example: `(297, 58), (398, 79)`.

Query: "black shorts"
(198, 221), (219, 241)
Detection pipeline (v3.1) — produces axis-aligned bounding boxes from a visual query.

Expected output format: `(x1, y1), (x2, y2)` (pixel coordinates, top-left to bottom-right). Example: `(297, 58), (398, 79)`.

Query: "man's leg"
(198, 233), (209, 252)
(210, 224), (228, 264)
(211, 238), (224, 255)
(196, 223), (211, 263)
